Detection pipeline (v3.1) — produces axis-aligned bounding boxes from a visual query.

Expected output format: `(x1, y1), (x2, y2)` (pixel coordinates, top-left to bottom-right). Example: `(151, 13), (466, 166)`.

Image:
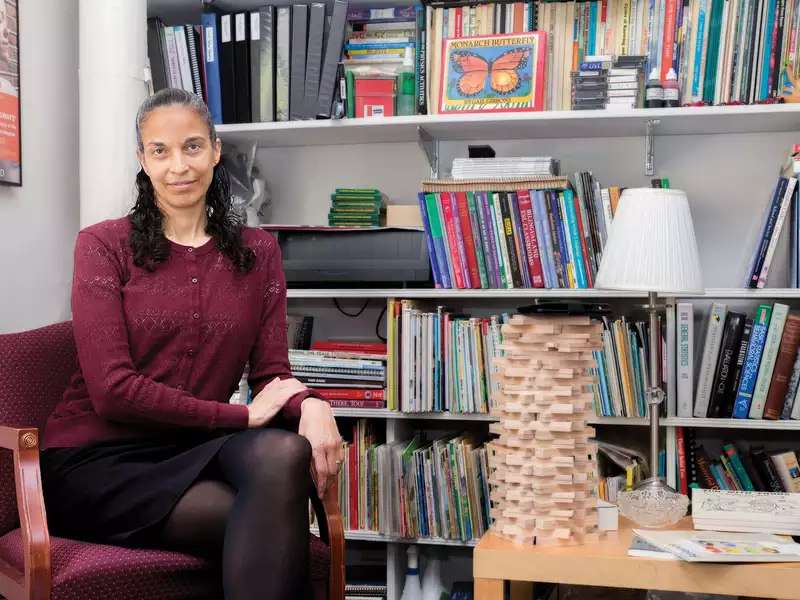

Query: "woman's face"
(137, 104), (222, 215)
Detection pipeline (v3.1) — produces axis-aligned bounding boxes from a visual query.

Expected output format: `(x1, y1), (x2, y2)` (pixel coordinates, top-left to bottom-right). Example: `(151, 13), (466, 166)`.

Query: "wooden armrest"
(0, 425), (51, 600)
(309, 466), (345, 600)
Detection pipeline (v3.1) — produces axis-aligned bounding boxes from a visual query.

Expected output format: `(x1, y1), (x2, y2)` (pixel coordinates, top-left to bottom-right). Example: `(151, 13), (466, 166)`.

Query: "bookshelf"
(130, 0), (800, 595)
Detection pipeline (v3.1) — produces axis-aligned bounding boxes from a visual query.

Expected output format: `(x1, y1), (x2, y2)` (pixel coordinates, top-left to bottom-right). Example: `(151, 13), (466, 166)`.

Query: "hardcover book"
(438, 32), (547, 113)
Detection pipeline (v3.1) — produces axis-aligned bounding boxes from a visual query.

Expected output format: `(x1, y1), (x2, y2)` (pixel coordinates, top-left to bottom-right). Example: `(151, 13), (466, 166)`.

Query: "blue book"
(594, 350), (612, 416)
(588, 2), (598, 55)
(711, 462), (731, 490)
(550, 191), (570, 287)
(563, 189), (588, 288)
(346, 42), (415, 50)
(747, 178), (787, 287)
(201, 12), (223, 124)
(733, 304), (773, 418)
(533, 190), (556, 288)
(417, 192), (441, 288)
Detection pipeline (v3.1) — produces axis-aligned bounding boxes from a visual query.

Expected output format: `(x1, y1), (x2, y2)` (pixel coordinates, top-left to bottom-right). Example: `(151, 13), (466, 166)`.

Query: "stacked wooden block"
(489, 314), (604, 546)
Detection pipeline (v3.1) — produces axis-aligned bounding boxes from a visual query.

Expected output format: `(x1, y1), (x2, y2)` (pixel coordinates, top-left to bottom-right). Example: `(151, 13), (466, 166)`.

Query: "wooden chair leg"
(475, 577), (505, 600)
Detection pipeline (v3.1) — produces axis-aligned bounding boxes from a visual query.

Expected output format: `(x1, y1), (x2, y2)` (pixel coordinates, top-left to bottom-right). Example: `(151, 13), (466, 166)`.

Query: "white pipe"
(79, 0), (147, 227)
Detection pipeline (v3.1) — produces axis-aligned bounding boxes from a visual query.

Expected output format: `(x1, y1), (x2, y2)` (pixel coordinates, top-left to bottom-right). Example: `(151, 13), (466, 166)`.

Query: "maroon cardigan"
(43, 217), (314, 448)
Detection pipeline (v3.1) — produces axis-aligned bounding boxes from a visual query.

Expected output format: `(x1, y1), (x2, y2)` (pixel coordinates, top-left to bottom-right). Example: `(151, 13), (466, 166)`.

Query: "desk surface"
(473, 519), (800, 600)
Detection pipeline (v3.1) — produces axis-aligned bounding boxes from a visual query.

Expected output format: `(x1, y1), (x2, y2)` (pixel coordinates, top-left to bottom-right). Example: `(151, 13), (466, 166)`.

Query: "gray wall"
(0, 0), (80, 333)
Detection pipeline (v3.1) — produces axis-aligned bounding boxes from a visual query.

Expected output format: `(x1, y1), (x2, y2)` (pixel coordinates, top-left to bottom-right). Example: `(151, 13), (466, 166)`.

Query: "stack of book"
(418, 172), (618, 289)
(451, 157), (559, 179)
(678, 302), (800, 420)
(329, 188), (385, 227)
(385, 299), (506, 413)
(692, 488), (800, 535)
(338, 420), (492, 542)
(592, 315), (662, 418)
(289, 347), (386, 406)
(307, 341), (387, 408)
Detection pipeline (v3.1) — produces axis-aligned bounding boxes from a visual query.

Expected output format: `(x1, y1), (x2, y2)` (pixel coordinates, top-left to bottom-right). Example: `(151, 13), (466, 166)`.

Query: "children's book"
(438, 32), (547, 113)
(633, 528), (800, 562)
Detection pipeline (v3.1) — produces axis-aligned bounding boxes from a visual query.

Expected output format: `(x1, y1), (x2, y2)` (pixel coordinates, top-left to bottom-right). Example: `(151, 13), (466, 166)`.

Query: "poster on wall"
(0, 0), (20, 186)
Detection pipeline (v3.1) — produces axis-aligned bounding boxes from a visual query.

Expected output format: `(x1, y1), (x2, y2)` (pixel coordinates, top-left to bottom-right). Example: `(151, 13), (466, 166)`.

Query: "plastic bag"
(220, 141), (271, 226)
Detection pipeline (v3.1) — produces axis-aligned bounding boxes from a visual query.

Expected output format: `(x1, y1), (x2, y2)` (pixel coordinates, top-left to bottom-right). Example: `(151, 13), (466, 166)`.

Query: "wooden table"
(473, 519), (800, 600)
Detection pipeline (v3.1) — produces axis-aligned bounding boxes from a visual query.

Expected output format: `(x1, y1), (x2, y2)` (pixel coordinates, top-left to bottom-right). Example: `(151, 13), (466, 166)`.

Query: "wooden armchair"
(0, 321), (344, 600)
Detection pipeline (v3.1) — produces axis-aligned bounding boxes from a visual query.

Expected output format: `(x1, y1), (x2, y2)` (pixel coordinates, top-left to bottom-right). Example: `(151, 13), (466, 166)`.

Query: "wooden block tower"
(488, 314), (604, 546)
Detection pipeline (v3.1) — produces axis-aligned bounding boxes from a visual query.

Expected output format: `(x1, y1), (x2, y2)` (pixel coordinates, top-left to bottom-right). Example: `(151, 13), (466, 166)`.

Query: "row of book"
(385, 299), (506, 413)
(679, 302), (800, 420)
(592, 316), (663, 418)
(676, 428), (800, 493)
(417, 173), (621, 289)
(745, 176), (799, 289)
(148, 2), (350, 124)
(538, 0), (800, 111)
(337, 420), (492, 541)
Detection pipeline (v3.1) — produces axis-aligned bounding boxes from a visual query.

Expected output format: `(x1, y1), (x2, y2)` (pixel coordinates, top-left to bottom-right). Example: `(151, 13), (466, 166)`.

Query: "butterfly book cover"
(439, 32), (547, 114)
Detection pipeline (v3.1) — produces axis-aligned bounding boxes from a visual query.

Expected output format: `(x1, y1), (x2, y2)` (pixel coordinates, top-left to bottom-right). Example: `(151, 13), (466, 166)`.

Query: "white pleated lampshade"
(595, 188), (704, 294)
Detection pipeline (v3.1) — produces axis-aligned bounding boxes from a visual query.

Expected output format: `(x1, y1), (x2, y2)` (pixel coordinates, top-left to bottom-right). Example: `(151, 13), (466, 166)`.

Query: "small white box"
(597, 499), (619, 531)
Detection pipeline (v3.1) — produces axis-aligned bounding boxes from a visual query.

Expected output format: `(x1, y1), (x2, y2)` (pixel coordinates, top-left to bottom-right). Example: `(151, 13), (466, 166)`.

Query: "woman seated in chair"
(39, 88), (344, 600)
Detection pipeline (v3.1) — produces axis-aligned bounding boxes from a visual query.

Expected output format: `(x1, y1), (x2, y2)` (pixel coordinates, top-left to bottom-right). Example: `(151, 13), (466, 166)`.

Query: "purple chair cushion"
(0, 528), (331, 599)
(0, 322), (77, 535)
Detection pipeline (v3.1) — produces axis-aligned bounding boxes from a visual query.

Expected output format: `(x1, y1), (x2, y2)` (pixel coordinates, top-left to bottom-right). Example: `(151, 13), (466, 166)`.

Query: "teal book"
(702, 0), (724, 102)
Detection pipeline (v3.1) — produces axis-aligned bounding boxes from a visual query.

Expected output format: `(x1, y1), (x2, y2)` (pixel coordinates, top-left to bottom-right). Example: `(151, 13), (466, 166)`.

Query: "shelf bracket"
(645, 119), (660, 177)
(417, 126), (439, 179)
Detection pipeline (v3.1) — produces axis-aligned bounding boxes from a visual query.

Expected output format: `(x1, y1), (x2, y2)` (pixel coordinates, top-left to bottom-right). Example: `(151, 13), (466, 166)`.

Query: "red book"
(454, 6), (463, 37)
(439, 193), (466, 289)
(660, 0), (678, 80)
(676, 426), (688, 495)
(327, 399), (386, 408)
(516, 189), (545, 288)
(513, 2), (525, 32)
(316, 388), (386, 401)
(572, 193), (594, 288)
(455, 192), (481, 289)
(354, 78), (395, 118)
(311, 341), (387, 354)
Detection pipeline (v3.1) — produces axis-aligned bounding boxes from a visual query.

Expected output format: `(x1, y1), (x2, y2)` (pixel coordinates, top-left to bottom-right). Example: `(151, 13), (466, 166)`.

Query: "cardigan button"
(187, 247), (193, 253)
(193, 313), (199, 319)
(191, 277), (198, 284)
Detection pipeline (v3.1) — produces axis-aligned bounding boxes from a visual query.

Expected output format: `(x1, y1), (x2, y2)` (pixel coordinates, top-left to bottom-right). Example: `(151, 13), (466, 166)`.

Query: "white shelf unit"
(244, 107), (800, 598)
(311, 528), (478, 547)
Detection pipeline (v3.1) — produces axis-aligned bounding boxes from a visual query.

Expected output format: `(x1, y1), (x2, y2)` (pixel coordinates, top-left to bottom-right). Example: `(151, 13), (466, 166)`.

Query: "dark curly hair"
(130, 88), (255, 273)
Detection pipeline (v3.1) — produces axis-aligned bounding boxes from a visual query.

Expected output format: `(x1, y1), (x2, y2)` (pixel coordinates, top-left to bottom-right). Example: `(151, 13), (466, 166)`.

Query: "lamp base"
(616, 477), (689, 528)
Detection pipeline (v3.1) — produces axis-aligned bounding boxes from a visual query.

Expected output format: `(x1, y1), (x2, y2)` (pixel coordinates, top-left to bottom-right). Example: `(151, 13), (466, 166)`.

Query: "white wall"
(0, 0), (80, 333)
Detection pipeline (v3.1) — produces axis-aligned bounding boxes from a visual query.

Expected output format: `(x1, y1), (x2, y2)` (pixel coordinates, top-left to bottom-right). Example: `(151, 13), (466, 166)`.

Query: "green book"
(466, 192), (489, 289)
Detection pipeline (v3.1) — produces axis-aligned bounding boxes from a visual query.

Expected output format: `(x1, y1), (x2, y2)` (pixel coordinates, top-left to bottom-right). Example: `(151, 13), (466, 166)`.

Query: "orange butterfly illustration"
(450, 48), (531, 97)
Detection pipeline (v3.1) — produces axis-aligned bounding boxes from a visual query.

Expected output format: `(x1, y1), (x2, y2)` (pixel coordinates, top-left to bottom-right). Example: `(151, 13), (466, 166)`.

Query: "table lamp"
(595, 188), (703, 528)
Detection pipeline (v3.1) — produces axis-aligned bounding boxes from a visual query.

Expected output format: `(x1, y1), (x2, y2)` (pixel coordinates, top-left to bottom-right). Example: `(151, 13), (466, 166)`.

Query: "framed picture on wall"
(0, 0), (20, 186)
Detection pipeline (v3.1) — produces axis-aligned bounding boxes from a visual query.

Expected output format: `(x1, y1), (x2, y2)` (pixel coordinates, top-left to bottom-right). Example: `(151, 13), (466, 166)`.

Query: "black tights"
(156, 429), (313, 600)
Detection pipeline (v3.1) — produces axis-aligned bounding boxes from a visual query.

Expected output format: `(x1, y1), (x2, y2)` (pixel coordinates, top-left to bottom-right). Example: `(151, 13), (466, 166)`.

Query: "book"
(628, 534), (678, 559)
(676, 302), (694, 417)
(751, 446), (786, 492)
(749, 302), (789, 418)
(733, 304), (772, 418)
(200, 12), (223, 124)
(707, 311), (745, 418)
(692, 488), (800, 535)
(249, 7), (275, 123)
(770, 450), (800, 492)
(303, 3), (326, 119)
(764, 314), (800, 419)
(694, 302), (728, 418)
(439, 32), (547, 113)
(218, 13), (237, 123)
(633, 528), (800, 562)
(317, 0), (349, 118)
(725, 317), (753, 417)
(275, 6), (291, 121)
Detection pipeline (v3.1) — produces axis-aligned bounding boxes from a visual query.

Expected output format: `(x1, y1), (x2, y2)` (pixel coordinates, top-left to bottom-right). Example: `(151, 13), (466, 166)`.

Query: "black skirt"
(40, 431), (236, 547)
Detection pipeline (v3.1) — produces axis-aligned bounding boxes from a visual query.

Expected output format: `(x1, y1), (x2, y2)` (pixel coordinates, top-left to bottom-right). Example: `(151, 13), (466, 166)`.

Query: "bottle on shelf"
(421, 549), (447, 600)
(645, 68), (665, 108)
(662, 68), (680, 108)
(399, 545), (423, 600)
(396, 46), (416, 117)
